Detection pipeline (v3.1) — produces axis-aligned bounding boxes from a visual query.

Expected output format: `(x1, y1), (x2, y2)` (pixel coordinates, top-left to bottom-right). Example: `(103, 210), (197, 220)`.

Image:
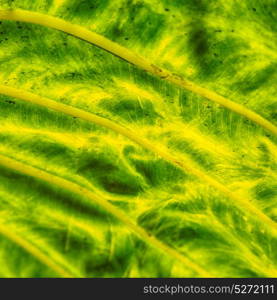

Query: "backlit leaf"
(0, 0), (276, 277)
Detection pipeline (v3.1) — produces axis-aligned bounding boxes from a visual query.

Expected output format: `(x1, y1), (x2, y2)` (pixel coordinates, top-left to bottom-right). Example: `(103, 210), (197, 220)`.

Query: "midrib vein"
(0, 9), (276, 136)
(0, 153), (211, 277)
(0, 223), (78, 277)
(0, 84), (276, 235)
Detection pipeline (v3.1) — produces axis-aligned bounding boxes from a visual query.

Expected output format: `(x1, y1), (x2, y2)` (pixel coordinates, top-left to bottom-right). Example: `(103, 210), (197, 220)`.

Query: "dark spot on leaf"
(189, 28), (209, 57)
(5, 100), (16, 105)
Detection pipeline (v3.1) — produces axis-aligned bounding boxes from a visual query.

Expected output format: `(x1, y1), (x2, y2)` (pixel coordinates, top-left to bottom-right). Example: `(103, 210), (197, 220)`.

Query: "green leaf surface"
(0, 0), (276, 277)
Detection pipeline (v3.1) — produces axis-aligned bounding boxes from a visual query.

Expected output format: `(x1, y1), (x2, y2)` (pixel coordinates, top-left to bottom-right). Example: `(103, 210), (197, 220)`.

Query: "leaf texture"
(0, 0), (276, 277)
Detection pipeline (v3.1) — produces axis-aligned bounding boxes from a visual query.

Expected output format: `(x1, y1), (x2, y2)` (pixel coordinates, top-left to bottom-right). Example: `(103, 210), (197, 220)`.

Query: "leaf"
(0, 0), (276, 277)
